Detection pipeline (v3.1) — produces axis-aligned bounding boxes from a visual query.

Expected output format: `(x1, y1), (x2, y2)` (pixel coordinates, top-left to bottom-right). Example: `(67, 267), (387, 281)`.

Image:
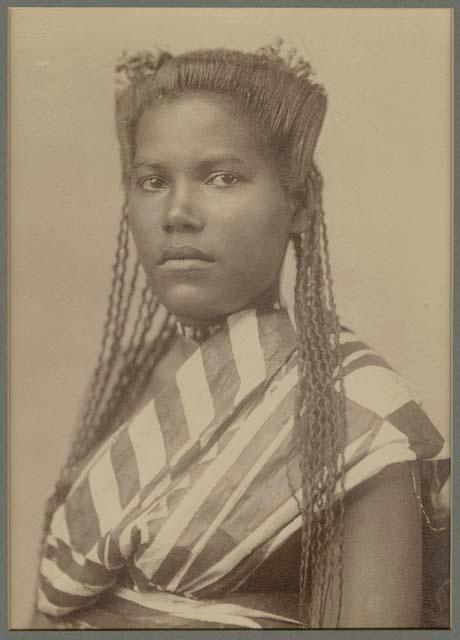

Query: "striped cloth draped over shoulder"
(37, 308), (444, 625)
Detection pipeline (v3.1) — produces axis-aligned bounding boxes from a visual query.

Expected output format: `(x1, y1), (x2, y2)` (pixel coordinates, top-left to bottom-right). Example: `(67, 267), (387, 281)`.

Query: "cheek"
(127, 205), (161, 270)
(239, 195), (291, 252)
(225, 208), (291, 283)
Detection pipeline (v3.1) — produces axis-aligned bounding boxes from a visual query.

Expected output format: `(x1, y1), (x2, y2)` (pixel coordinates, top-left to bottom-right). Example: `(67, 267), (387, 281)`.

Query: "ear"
(279, 238), (298, 331)
(287, 198), (309, 234)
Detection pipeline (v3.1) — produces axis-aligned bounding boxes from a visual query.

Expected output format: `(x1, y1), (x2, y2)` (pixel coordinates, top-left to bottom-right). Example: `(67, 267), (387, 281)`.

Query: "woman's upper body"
(36, 307), (445, 628)
(35, 44), (448, 629)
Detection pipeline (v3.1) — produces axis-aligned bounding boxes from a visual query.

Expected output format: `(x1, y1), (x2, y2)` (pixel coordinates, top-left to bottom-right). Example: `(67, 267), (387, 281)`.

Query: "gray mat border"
(1, 1), (457, 638)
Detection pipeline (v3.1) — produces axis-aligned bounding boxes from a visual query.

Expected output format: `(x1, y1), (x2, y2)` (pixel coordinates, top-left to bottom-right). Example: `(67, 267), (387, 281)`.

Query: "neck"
(176, 299), (282, 344)
(175, 281), (281, 329)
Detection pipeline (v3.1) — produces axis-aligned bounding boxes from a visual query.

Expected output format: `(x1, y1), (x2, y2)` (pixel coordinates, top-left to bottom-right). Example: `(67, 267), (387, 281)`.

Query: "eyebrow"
(132, 160), (166, 171)
(132, 155), (250, 171)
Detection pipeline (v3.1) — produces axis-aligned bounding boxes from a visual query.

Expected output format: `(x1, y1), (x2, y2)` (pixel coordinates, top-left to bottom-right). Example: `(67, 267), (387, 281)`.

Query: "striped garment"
(36, 308), (445, 628)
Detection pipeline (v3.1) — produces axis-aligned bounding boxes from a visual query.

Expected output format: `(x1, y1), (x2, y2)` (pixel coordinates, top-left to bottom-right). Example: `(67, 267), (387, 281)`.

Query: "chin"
(156, 280), (261, 325)
(159, 290), (227, 325)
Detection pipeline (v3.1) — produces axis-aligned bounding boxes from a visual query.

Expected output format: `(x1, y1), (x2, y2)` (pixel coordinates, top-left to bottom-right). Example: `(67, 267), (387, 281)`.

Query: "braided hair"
(40, 40), (347, 628)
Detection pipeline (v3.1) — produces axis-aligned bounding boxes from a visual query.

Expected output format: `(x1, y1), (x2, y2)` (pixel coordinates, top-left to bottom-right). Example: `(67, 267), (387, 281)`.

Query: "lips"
(158, 245), (215, 265)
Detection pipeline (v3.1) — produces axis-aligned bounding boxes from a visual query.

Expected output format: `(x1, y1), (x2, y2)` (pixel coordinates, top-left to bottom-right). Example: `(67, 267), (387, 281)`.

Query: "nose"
(162, 182), (205, 233)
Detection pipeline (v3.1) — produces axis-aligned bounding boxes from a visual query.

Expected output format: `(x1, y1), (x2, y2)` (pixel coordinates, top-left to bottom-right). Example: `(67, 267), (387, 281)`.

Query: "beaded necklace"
(175, 301), (282, 344)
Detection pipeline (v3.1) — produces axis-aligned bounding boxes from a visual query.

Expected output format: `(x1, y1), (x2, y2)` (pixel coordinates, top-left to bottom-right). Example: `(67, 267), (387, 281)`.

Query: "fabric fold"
(37, 308), (446, 625)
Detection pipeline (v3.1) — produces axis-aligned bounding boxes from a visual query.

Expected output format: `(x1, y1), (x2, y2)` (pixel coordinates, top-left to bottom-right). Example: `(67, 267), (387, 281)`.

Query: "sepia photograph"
(8, 6), (451, 630)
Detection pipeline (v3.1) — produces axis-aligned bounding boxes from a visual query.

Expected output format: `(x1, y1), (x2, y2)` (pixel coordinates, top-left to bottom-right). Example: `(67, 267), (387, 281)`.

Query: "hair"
(40, 40), (347, 628)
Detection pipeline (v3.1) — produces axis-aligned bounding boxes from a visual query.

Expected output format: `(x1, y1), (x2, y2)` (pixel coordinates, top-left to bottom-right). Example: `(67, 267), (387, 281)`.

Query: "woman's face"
(127, 95), (300, 324)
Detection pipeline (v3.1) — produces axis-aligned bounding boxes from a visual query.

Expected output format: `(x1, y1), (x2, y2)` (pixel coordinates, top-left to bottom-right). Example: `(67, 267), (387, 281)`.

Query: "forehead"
(134, 96), (271, 165)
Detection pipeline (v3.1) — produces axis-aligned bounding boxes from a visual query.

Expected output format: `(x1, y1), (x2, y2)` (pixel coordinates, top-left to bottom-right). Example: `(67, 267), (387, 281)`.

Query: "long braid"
(39, 211), (130, 550)
(77, 211), (129, 438)
(39, 218), (171, 555)
(94, 286), (158, 430)
(290, 161), (347, 626)
(319, 172), (347, 627)
(119, 310), (178, 420)
(83, 208), (131, 426)
(95, 294), (176, 432)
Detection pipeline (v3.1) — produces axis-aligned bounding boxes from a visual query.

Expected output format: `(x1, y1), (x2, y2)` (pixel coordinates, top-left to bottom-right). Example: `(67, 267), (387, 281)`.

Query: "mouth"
(158, 245), (215, 265)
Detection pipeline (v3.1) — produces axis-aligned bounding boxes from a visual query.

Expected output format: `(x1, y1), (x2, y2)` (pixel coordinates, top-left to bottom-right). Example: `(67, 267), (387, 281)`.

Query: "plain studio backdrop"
(9, 7), (451, 628)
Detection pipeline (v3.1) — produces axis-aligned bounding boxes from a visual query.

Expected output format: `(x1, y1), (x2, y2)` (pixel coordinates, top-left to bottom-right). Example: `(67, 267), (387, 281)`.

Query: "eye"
(206, 172), (243, 187)
(138, 176), (168, 192)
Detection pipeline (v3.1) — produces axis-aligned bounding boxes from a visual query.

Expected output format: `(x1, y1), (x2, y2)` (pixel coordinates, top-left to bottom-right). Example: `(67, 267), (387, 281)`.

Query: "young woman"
(34, 42), (448, 629)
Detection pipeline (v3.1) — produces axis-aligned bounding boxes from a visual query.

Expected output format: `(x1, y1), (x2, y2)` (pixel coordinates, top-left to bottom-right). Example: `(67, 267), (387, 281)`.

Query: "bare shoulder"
(346, 460), (420, 508)
(331, 462), (423, 627)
